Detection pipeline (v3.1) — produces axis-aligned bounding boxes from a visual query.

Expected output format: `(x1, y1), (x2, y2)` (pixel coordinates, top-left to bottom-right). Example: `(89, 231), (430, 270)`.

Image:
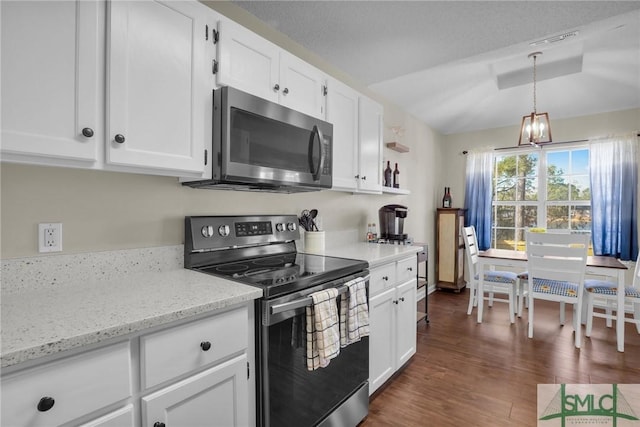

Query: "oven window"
(230, 108), (318, 173)
(262, 313), (369, 427)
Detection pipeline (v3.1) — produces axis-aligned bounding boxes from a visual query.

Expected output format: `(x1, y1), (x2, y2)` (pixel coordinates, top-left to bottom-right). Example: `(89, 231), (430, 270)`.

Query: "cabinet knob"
(407, 267), (413, 271)
(382, 276), (389, 281)
(354, 174), (360, 179)
(153, 422), (166, 427)
(81, 127), (94, 138)
(200, 341), (212, 351)
(37, 396), (55, 412)
(114, 134), (125, 144)
(273, 84), (280, 91)
(399, 297), (405, 302)
(361, 176), (366, 181)
(393, 299), (399, 305)
(283, 87), (289, 95)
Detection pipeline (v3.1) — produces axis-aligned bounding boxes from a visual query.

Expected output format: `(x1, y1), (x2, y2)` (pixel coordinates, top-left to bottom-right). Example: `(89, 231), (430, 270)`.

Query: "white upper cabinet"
(326, 77), (359, 191)
(216, 19), (326, 119)
(106, 0), (215, 176)
(1, 1), (101, 166)
(278, 51), (326, 119)
(217, 19), (280, 103)
(328, 86), (383, 194)
(1, 0), (218, 178)
(357, 95), (383, 194)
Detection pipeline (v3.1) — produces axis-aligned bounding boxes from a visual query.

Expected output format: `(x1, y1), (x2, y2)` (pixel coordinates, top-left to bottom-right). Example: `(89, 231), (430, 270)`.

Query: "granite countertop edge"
(1, 268), (262, 369)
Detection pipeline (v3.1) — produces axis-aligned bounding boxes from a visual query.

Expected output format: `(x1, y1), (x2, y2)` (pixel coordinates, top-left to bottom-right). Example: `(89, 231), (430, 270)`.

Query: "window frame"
(491, 143), (591, 250)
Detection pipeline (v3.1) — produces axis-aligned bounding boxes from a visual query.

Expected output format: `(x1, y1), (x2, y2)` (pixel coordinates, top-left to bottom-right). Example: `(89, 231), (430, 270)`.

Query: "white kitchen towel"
(306, 288), (340, 370)
(339, 277), (370, 348)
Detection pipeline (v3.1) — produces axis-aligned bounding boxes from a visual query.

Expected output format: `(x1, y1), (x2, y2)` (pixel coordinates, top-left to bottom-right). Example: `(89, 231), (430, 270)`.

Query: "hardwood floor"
(361, 289), (640, 426)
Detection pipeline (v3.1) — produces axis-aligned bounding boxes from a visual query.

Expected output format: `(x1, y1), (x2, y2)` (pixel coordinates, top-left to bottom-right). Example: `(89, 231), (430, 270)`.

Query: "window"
(492, 146), (590, 250)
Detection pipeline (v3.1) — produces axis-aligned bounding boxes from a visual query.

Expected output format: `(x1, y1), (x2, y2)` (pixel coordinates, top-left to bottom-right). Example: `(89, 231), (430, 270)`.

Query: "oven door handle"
(270, 274), (370, 315)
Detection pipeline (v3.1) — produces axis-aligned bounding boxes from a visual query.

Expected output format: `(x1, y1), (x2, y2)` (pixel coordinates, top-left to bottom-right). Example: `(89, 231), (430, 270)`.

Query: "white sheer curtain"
(589, 133), (638, 261)
(463, 150), (493, 250)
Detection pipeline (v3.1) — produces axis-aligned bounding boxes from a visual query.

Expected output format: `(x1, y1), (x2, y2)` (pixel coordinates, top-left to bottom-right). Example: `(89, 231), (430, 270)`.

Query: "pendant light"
(518, 52), (552, 146)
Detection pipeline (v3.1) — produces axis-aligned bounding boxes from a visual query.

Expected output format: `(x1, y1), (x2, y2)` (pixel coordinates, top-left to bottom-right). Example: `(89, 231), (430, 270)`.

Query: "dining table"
(476, 248), (628, 351)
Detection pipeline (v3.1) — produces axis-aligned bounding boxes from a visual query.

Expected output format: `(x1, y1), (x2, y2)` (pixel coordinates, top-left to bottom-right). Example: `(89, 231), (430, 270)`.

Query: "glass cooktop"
(196, 252), (367, 299)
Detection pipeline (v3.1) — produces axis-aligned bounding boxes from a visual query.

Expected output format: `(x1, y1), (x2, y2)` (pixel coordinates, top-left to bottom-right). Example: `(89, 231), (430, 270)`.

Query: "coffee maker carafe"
(378, 204), (408, 240)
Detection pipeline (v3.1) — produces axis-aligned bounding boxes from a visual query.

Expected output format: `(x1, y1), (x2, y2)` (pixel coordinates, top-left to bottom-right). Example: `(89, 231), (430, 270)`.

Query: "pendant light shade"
(518, 52), (552, 146)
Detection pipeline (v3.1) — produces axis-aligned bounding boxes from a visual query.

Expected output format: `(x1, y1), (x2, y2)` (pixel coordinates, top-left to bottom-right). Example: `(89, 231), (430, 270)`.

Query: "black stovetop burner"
(185, 215), (368, 299)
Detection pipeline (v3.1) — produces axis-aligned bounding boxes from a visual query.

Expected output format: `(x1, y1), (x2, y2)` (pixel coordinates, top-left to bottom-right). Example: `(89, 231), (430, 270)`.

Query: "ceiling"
(231, 1), (640, 135)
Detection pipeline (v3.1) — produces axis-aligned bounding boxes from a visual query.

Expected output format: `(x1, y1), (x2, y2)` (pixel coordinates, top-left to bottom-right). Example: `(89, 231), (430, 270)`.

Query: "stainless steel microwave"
(184, 86), (332, 192)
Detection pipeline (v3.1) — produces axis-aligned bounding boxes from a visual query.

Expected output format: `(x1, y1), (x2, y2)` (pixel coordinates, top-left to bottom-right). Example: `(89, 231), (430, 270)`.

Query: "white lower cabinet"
(369, 256), (417, 394)
(0, 304), (253, 427)
(0, 341), (132, 427)
(79, 404), (135, 427)
(142, 354), (248, 427)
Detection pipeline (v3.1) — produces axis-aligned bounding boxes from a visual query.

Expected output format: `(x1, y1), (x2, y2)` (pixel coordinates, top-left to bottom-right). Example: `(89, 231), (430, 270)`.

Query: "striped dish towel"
(306, 288), (340, 370)
(339, 277), (370, 348)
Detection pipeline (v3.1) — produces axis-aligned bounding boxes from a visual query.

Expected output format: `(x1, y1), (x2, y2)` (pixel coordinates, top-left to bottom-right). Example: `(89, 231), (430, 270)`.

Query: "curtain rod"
(493, 139), (589, 151)
(462, 133), (639, 154)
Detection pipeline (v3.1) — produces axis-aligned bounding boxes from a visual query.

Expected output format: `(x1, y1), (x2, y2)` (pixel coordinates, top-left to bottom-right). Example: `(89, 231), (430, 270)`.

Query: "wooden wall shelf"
(386, 142), (410, 153)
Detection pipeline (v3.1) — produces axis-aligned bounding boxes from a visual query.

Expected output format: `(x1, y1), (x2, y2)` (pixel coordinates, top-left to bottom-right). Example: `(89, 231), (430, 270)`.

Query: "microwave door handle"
(308, 125), (324, 181)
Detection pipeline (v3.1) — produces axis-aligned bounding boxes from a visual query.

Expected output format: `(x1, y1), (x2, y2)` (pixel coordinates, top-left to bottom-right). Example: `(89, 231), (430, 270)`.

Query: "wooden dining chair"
(525, 231), (590, 348)
(462, 226), (518, 323)
(585, 252), (640, 352)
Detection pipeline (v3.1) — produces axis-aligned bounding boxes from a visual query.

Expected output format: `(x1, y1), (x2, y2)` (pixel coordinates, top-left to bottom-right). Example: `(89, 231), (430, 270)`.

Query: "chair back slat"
(526, 231), (590, 292)
(462, 226), (479, 272)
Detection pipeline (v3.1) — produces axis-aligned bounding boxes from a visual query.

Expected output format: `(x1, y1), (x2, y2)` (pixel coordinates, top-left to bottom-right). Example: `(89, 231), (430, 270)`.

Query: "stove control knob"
(276, 223), (285, 232)
(218, 225), (230, 237)
(287, 222), (297, 232)
(201, 225), (214, 238)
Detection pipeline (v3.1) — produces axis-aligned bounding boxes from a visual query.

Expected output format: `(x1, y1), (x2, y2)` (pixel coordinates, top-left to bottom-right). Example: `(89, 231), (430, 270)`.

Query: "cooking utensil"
(299, 209), (319, 231)
(309, 209), (319, 231)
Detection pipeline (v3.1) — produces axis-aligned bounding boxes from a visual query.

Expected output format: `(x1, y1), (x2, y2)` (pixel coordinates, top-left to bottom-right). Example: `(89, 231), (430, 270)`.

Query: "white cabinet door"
(1, 0), (101, 165)
(369, 287), (396, 394)
(396, 279), (418, 367)
(217, 19), (279, 103)
(326, 77), (359, 192)
(79, 405), (135, 427)
(279, 51), (326, 119)
(143, 354), (249, 427)
(107, 0), (210, 175)
(357, 95), (383, 193)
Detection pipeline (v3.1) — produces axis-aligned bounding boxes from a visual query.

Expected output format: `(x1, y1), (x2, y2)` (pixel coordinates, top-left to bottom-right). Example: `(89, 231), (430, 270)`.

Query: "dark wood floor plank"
(361, 289), (640, 426)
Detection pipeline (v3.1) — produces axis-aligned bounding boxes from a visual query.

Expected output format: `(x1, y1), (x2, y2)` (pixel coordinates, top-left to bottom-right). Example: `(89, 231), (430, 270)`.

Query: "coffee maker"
(378, 204), (408, 241)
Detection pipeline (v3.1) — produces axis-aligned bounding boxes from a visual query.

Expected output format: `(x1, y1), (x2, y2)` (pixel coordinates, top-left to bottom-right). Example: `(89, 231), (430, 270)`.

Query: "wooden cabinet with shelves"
(436, 208), (466, 291)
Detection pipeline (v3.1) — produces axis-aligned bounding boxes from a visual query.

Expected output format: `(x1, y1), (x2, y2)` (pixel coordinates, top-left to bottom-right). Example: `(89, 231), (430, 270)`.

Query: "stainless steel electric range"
(184, 215), (370, 427)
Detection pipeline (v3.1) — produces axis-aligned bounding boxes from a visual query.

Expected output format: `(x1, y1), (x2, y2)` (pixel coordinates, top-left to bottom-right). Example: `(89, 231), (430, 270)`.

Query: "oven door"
(257, 275), (369, 427)
(215, 86), (332, 190)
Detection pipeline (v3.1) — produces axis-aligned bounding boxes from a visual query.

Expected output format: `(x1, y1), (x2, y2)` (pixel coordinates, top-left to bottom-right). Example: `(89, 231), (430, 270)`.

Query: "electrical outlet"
(38, 223), (62, 253)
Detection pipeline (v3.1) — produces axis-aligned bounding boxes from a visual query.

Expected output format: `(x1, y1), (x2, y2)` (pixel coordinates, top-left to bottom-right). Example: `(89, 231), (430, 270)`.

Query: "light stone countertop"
(304, 242), (424, 268)
(0, 246), (262, 368)
(0, 242), (422, 369)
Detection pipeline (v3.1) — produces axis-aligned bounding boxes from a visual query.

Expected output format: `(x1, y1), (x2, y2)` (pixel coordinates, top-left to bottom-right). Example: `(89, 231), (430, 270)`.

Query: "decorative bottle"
(384, 161), (392, 187)
(443, 187), (452, 208)
(393, 163), (400, 188)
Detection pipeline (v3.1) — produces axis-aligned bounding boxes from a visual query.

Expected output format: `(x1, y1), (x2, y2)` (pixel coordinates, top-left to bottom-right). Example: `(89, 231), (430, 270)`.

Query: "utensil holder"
(304, 231), (325, 254)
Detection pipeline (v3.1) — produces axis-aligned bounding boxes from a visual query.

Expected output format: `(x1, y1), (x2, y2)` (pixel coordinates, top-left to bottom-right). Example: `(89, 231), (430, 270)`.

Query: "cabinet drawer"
(1, 341), (131, 427)
(370, 263), (396, 296)
(141, 305), (248, 389)
(397, 256), (418, 284)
